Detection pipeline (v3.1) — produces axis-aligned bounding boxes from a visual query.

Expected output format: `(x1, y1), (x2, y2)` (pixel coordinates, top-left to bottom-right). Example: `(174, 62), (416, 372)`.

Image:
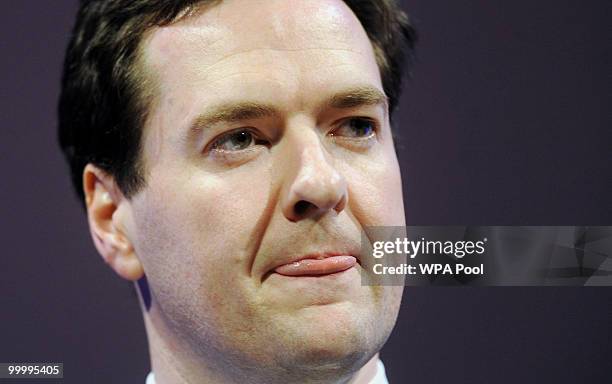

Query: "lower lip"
(274, 255), (357, 276)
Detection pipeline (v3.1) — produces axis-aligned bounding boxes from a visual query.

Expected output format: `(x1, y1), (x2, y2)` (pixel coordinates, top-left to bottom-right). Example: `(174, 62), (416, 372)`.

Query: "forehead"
(139, 0), (382, 147)
(144, 0), (374, 67)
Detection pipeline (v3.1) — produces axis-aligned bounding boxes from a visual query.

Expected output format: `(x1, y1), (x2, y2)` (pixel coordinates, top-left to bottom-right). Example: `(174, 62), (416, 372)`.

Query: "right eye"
(210, 129), (257, 152)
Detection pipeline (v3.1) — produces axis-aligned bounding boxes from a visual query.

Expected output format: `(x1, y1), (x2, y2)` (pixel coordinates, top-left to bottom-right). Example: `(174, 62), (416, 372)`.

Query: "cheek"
(131, 164), (271, 300)
(344, 148), (405, 227)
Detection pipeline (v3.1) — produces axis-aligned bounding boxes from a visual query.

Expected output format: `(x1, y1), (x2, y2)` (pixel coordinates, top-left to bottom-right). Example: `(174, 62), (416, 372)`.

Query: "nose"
(281, 133), (348, 222)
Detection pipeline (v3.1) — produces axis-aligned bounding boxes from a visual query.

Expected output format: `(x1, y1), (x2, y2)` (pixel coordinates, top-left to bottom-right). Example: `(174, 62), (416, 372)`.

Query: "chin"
(271, 329), (382, 383)
(271, 302), (387, 370)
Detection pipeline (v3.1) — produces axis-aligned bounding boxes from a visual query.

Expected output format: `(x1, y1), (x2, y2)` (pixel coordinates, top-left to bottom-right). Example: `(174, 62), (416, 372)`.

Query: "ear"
(83, 164), (144, 281)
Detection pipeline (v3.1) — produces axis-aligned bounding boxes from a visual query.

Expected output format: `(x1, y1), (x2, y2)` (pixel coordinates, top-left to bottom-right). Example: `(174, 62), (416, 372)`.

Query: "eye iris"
(350, 119), (373, 137)
(224, 131), (253, 150)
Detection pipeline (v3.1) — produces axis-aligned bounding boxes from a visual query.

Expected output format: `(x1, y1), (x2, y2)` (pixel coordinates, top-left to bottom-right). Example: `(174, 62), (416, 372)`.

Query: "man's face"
(125, 0), (405, 376)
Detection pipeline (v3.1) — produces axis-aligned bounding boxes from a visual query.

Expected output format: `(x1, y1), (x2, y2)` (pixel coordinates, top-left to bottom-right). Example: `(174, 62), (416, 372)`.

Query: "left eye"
(332, 118), (376, 138)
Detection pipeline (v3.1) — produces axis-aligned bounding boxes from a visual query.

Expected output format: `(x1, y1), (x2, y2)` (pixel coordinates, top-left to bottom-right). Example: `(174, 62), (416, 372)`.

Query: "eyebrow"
(190, 102), (279, 134)
(188, 86), (388, 135)
(327, 86), (388, 110)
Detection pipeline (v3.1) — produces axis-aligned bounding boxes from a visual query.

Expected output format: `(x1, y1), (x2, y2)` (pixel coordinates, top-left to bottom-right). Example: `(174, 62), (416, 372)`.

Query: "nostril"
(294, 200), (312, 216)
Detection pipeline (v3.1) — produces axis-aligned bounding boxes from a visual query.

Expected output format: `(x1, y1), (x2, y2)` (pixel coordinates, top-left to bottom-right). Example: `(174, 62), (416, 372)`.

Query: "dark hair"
(58, 0), (416, 202)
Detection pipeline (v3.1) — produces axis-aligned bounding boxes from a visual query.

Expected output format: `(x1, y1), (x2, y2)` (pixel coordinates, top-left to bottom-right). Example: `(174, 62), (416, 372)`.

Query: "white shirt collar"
(146, 358), (389, 384)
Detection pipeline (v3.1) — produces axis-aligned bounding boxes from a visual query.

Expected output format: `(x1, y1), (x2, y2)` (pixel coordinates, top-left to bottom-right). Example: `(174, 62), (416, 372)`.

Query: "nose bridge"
(280, 123), (348, 222)
(297, 131), (334, 180)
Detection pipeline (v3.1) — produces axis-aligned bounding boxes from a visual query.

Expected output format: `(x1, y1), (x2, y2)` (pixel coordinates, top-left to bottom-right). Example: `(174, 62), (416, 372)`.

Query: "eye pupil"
(233, 131), (251, 146)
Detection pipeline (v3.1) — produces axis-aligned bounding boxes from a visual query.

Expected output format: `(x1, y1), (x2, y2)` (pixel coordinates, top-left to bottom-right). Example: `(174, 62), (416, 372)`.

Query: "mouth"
(273, 254), (357, 277)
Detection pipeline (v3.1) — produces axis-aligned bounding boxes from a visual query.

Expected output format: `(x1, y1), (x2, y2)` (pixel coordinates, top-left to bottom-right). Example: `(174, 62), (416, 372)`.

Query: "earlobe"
(83, 164), (144, 281)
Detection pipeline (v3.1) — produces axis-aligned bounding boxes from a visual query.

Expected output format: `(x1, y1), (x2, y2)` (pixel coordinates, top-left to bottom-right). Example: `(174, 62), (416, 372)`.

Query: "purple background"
(1, 1), (610, 383)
